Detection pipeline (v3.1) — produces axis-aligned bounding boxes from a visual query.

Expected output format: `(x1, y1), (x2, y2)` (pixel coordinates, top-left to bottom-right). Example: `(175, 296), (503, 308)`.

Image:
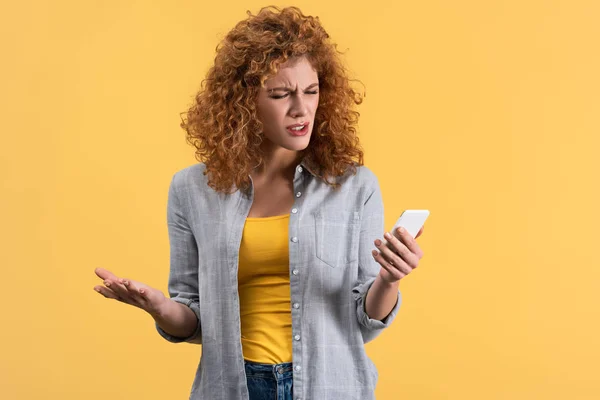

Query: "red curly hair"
(180, 5), (366, 194)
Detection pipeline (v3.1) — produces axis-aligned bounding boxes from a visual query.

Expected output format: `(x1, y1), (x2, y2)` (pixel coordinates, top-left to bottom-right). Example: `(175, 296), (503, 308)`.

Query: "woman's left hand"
(372, 226), (424, 284)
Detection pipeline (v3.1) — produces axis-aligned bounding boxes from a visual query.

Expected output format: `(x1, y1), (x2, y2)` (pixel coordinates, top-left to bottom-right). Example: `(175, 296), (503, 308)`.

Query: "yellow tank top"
(238, 213), (292, 364)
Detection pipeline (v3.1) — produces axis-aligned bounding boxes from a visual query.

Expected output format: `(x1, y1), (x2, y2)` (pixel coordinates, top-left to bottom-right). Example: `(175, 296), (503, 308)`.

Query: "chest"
(247, 180), (295, 218)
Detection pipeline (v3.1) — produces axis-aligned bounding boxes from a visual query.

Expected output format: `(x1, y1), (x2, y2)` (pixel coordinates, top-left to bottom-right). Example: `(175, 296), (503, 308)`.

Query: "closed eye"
(270, 91), (319, 99)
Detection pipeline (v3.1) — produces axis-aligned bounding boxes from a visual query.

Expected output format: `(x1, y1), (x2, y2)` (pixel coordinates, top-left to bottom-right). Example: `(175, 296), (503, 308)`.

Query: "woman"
(93, 5), (424, 400)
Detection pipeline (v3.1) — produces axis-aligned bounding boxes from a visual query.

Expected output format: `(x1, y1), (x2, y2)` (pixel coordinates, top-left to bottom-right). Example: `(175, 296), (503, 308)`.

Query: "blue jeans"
(245, 360), (294, 400)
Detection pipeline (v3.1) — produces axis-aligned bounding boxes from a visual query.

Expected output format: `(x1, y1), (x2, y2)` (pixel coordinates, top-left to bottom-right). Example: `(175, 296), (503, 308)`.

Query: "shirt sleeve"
(351, 173), (402, 344)
(155, 173), (203, 344)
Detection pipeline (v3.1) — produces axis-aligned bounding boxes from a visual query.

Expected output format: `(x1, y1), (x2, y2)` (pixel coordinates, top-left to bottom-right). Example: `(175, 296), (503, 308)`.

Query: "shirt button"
(296, 191), (302, 197)
(294, 365), (302, 372)
(297, 166), (303, 173)
(291, 237), (298, 243)
(291, 208), (298, 214)
(294, 334), (301, 341)
(292, 269), (299, 276)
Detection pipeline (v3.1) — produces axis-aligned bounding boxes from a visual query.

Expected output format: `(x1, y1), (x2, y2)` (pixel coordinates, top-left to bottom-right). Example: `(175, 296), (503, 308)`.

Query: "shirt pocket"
(314, 209), (360, 268)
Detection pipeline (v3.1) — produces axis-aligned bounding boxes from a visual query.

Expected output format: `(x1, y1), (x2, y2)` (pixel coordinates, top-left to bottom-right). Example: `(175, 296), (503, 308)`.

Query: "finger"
(95, 268), (129, 291)
(372, 250), (405, 281)
(122, 279), (149, 306)
(102, 278), (133, 303)
(95, 267), (116, 280)
(415, 226), (424, 239)
(95, 268), (133, 288)
(392, 228), (424, 261)
(380, 235), (418, 271)
(383, 232), (414, 263)
(94, 285), (120, 300)
(374, 240), (412, 274)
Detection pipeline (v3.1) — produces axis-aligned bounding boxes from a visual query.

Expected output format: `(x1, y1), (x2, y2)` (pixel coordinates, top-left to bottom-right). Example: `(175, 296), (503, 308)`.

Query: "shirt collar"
(299, 156), (319, 177)
(242, 157), (318, 197)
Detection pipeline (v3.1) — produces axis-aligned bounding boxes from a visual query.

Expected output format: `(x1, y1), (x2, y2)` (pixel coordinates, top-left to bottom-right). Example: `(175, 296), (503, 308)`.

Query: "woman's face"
(256, 56), (320, 153)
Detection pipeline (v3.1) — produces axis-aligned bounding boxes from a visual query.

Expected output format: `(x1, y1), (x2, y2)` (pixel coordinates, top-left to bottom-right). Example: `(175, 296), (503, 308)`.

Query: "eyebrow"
(268, 83), (319, 92)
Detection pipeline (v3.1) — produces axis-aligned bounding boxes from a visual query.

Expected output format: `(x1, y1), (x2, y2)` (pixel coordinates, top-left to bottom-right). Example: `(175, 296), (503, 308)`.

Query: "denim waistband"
(244, 360), (294, 380)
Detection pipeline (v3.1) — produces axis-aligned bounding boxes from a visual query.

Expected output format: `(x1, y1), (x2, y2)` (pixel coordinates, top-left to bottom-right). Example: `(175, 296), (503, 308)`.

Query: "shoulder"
(170, 163), (208, 190)
(354, 164), (379, 186)
(337, 163), (380, 191)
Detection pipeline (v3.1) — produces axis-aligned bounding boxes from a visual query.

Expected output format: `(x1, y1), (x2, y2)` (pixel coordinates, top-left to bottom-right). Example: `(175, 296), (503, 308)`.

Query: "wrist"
(149, 297), (172, 320)
(377, 271), (401, 287)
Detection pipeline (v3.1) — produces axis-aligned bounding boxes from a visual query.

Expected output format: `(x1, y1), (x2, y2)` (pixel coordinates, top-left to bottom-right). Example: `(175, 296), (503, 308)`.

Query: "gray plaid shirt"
(156, 160), (401, 400)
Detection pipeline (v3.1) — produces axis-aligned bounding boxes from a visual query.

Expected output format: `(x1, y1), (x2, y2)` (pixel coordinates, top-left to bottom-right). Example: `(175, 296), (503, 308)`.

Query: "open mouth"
(286, 123), (309, 136)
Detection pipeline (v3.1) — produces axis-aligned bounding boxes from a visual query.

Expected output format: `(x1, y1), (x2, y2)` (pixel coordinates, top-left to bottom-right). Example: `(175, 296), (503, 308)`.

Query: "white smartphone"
(383, 209), (430, 246)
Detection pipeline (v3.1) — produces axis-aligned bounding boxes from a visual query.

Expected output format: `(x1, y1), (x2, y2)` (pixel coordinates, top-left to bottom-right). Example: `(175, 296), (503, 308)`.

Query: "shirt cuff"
(155, 297), (202, 344)
(353, 277), (402, 330)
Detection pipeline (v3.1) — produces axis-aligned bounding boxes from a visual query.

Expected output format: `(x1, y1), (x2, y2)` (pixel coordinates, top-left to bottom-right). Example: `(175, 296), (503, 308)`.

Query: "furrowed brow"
(268, 83), (319, 92)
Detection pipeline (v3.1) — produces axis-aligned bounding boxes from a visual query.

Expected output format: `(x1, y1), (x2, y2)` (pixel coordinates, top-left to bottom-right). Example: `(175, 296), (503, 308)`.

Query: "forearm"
(365, 274), (400, 321)
(152, 299), (198, 339)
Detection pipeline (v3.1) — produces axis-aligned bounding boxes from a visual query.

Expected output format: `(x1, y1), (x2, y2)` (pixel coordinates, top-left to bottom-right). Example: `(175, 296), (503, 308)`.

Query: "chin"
(284, 137), (311, 151)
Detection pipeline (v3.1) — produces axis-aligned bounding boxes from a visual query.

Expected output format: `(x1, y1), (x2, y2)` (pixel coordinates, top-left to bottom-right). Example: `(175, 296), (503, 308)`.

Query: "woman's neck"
(252, 148), (303, 182)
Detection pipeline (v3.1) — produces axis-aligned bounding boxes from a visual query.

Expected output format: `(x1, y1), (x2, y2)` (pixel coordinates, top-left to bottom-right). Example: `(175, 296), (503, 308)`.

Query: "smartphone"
(383, 209), (430, 246)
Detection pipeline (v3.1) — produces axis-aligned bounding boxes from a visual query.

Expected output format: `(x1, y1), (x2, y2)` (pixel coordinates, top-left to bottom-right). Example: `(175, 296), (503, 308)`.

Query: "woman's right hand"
(93, 267), (168, 317)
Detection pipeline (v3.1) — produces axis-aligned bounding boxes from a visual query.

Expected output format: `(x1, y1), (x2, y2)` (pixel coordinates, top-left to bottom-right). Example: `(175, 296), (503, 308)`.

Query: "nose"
(289, 94), (308, 118)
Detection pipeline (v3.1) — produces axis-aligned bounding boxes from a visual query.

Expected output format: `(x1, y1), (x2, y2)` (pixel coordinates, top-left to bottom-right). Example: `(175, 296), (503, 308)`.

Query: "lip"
(286, 122), (308, 129)
(286, 122), (309, 136)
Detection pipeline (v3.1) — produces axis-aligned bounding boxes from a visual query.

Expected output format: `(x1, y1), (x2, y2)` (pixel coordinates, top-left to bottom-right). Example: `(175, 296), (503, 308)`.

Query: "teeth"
(291, 125), (304, 131)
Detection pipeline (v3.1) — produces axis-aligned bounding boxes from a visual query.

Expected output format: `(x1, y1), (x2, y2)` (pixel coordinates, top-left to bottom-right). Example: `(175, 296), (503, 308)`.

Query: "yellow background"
(1, 1), (598, 399)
